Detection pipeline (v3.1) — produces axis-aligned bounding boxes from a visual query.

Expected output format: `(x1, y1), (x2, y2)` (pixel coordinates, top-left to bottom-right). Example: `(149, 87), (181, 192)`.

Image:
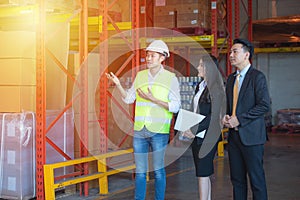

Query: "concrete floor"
(57, 133), (300, 200)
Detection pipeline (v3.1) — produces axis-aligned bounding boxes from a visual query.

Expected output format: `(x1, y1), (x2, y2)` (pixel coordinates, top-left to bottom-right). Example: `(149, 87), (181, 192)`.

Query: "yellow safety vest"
(134, 69), (174, 133)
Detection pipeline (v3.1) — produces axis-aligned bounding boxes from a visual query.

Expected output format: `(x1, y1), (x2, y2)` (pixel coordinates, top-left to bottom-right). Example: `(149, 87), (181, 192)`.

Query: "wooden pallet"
(272, 124), (300, 134)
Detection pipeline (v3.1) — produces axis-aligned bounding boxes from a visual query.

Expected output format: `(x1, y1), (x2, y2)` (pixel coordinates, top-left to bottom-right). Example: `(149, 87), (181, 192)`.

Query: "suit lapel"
(238, 66), (253, 103)
(228, 74), (236, 109)
(195, 87), (208, 114)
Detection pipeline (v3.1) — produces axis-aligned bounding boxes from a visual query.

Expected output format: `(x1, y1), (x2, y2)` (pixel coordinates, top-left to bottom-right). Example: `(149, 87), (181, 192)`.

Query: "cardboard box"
(154, 0), (210, 29)
(154, 5), (177, 16)
(154, 4), (192, 28)
(0, 59), (36, 86)
(88, 0), (130, 22)
(176, 3), (201, 14)
(0, 31), (36, 59)
(154, 15), (175, 28)
(166, 0), (198, 5)
(0, 86), (35, 112)
(177, 13), (200, 28)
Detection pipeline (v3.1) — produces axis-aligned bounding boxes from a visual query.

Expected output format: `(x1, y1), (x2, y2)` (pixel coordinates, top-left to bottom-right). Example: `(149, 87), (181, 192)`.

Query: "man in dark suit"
(222, 38), (270, 200)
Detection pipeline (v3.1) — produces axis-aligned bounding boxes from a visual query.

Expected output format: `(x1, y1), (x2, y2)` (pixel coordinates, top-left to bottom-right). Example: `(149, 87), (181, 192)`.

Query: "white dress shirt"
(193, 80), (206, 113)
(236, 64), (251, 91)
(193, 80), (207, 138)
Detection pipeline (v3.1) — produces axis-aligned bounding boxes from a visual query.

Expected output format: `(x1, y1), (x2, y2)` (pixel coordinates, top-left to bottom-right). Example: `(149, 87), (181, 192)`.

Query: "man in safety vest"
(106, 39), (181, 200)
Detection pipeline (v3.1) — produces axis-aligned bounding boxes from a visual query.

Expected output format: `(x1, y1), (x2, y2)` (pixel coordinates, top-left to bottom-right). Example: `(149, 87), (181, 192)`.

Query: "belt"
(229, 127), (239, 132)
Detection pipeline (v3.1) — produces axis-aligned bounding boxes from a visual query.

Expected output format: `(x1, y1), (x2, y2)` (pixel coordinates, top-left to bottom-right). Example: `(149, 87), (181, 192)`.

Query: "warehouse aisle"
(58, 133), (300, 200)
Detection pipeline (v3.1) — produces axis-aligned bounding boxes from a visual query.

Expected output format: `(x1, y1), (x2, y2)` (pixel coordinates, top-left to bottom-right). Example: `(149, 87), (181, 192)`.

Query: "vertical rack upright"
(35, 0), (46, 199)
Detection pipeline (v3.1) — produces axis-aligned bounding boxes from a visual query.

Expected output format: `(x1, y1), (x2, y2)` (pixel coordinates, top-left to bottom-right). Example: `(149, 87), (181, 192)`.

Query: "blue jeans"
(133, 127), (169, 200)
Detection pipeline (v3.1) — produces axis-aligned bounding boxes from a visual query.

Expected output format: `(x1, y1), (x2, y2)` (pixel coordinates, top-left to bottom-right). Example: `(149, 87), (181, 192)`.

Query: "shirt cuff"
(168, 101), (181, 113)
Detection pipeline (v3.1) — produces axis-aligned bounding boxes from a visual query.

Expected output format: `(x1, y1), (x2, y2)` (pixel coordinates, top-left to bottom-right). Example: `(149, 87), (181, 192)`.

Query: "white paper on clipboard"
(174, 109), (206, 132)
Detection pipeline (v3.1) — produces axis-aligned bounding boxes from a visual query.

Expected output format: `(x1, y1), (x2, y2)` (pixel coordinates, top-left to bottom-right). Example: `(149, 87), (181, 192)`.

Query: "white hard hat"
(146, 40), (170, 57)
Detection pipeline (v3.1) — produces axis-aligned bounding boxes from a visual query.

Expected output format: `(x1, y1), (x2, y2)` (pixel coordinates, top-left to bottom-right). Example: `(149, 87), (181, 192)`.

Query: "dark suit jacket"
(226, 66), (270, 146)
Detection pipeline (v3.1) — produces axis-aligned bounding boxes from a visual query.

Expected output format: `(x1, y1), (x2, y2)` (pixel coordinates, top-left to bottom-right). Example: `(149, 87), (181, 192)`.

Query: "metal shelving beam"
(211, 0), (218, 57)
(225, 0), (253, 76)
(234, 0), (240, 38)
(226, 0), (233, 76)
(255, 46), (300, 53)
(131, 0), (140, 74)
(98, 0), (108, 153)
(248, 0), (253, 41)
(35, 1), (46, 199)
(78, 0), (90, 196)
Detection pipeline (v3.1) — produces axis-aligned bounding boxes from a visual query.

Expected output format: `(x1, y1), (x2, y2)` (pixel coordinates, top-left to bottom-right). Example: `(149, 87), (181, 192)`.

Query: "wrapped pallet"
(0, 109), (74, 199)
(0, 112), (36, 200)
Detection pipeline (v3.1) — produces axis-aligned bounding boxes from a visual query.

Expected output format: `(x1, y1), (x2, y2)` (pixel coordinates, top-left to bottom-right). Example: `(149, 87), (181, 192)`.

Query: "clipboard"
(174, 109), (205, 132)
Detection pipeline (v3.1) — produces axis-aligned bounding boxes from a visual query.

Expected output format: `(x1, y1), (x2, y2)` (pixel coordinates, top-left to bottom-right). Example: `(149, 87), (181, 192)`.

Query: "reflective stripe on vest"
(134, 69), (174, 133)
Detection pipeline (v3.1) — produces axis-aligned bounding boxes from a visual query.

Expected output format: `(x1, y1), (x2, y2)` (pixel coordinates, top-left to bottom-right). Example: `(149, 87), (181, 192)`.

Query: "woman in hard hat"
(181, 54), (224, 200)
(106, 39), (181, 200)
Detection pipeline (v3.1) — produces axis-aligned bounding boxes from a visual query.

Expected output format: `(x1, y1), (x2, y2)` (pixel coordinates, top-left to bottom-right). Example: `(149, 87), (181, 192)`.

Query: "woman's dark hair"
(194, 54), (219, 103)
(209, 54), (218, 68)
(202, 54), (219, 83)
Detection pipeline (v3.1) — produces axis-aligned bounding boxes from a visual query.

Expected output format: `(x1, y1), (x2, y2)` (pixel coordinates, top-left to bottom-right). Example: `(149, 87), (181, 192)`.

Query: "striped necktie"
(232, 74), (240, 116)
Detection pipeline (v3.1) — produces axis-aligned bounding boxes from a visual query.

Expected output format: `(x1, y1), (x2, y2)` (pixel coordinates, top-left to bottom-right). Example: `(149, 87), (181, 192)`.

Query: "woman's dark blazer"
(190, 83), (211, 137)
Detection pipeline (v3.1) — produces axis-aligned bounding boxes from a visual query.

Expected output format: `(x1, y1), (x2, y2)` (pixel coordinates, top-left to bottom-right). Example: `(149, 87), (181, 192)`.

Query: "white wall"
(275, 0), (300, 17)
(254, 53), (300, 124)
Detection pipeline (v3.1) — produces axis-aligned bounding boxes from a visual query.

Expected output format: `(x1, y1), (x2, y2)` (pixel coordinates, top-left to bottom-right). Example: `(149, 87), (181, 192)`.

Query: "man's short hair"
(233, 38), (254, 60)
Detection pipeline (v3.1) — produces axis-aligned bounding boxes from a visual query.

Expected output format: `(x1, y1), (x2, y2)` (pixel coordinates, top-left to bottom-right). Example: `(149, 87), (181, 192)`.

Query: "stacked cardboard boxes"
(154, 0), (210, 29)
(154, 0), (226, 36)
(0, 22), (70, 112)
(0, 31), (36, 112)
